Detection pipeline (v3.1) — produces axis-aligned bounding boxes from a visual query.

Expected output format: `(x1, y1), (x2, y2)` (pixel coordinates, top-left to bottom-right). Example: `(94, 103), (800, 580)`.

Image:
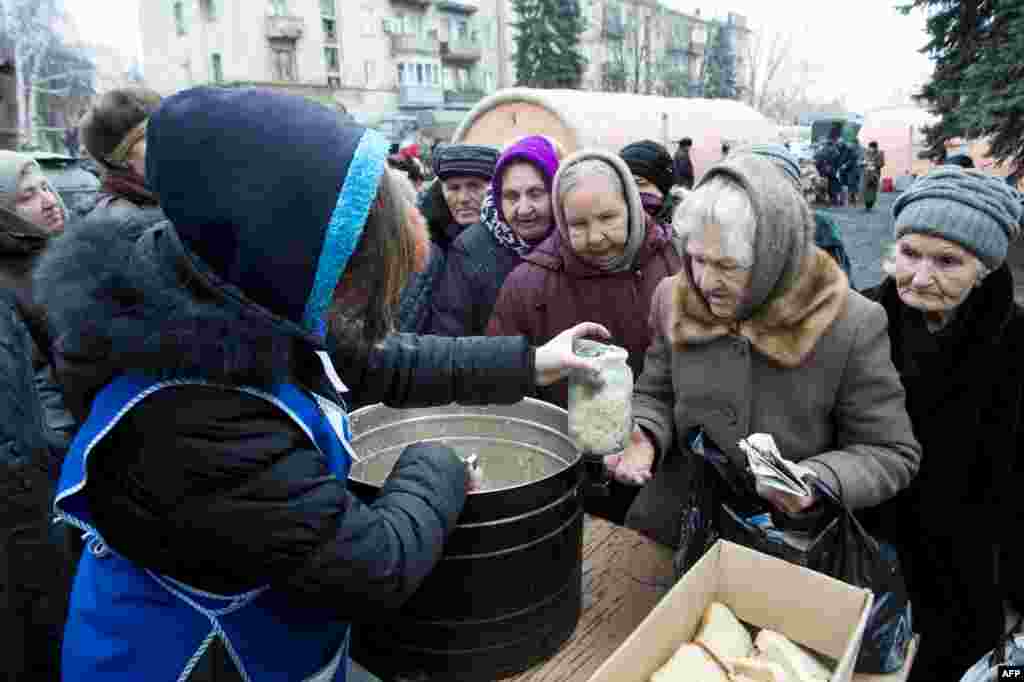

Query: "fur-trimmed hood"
(33, 212), (303, 421)
(669, 246), (850, 368)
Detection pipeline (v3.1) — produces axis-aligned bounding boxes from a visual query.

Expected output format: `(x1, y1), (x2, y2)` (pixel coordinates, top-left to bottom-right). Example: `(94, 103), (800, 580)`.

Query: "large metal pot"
(347, 399), (583, 681)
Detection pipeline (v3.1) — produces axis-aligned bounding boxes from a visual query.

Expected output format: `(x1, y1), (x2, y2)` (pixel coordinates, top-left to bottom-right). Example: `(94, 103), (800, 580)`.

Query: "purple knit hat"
(492, 136), (560, 223)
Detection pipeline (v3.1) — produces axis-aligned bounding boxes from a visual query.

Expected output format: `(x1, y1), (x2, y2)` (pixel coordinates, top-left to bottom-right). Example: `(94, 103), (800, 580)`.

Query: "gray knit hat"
(743, 143), (801, 188)
(892, 165), (1024, 269)
(432, 143), (499, 181)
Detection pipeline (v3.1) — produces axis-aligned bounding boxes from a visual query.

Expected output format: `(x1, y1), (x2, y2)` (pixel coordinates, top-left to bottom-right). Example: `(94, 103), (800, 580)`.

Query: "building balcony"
(441, 38), (482, 62)
(443, 88), (484, 107)
(265, 14), (304, 40)
(390, 0), (432, 7)
(603, 17), (625, 39)
(390, 33), (441, 57)
(437, 0), (478, 13)
(399, 84), (444, 108)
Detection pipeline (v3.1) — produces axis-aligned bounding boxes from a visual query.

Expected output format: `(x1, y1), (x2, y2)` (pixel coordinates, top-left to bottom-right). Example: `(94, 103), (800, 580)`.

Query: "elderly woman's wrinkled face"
(887, 233), (983, 314)
(442, 175), (488, 226)
(686, 224), (754, 320)
(564, 172), (629, 269)
(501, 162), (553, 242)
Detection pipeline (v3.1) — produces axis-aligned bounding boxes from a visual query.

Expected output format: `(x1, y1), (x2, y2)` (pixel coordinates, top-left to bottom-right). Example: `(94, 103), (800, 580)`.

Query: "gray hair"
(557, 158), (625, 205)
(673, 174), (756, 268)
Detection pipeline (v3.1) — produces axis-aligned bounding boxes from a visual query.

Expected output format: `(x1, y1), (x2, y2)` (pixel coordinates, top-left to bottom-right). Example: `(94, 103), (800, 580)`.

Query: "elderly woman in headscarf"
(486, 149), (682, 523)
(861, 167), (1024, 682)
(607, 152), (921, 556)
(430, 135), (561, 337)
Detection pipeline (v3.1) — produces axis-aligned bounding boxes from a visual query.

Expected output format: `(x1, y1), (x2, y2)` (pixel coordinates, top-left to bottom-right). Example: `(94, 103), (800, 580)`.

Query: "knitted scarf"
(480, 188), (537, 257)
(101, 170), (159, 207)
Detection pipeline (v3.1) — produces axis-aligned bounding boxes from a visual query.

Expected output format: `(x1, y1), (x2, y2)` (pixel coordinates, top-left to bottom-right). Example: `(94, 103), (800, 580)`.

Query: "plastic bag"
(960, 618), (1024, 682)
(567, 339), (633, 456)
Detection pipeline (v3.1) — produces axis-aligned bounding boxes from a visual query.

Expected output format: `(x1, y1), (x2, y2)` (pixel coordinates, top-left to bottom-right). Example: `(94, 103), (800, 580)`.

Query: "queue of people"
(1, 83), (1021, 682)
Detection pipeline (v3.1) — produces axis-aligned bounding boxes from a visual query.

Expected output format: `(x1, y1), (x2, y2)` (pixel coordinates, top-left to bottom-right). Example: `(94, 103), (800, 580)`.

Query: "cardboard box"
(587, 540), (875, 682)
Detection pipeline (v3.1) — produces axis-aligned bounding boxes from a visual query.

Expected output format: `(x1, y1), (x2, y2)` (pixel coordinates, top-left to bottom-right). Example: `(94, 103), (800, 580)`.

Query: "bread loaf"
(754, 630), (832, 682)
(649, 643), (729, 682)
(694, 602), (754, 661)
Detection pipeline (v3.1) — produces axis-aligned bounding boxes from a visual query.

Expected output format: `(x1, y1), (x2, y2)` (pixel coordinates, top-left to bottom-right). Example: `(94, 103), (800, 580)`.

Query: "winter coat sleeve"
(801, 299), (922, 510)
(429, 243), (475, 337)
(631, 278), (677, 462)
(0, 295), (52, 479)
(333, 332), (535, 410)
(86, 387), (469, 616)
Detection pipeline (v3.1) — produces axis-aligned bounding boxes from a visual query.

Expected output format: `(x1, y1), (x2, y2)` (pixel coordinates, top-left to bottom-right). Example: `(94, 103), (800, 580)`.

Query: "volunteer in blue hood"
(36, 87), (607, 682)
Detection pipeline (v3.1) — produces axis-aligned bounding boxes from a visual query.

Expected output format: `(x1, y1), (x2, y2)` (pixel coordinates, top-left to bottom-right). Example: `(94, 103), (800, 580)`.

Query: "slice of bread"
(754, 629), (832, 682)
(650, 643), (730, 682)
(725, 656), (790, 682)
(694, 602), (755, 661)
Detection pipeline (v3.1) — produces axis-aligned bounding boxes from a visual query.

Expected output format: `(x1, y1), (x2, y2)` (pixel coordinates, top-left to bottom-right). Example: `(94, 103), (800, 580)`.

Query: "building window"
(268, 0), (288, 16)
(320, 0), (335, 18)
(173, 0), (187, 36)
(484, 69), (494, 92)
(200, 0), (218, 22)
(324, 46), (339, 72)
(270, 43), (297, 81)
(397, 63), (405, 84)
(322, 18), (337, 41)
(328, 75), (341, 90)
(211, 53), (223, 82)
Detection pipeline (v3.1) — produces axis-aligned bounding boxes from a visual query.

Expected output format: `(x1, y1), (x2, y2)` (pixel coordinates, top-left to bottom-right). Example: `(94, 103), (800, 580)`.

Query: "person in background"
(608, 152), (920, 554)
(0, 150), (74, 680)
(673, 137), (695, 190)
(430, 135), (561, 337)
(864, 141), (886, 211)
(396, 145), (500, 333)
(486, 149), (682, 524)
(861, 167), (1024, 682)
(845, 139), (864, 206)
(945, 153), (975, 169)
(721, 141), (731, 159)
(36, 86), (606, 682)
(744, 143), (854, 284)
(620, 140), (678, 225)
(79, 87), (162, 223)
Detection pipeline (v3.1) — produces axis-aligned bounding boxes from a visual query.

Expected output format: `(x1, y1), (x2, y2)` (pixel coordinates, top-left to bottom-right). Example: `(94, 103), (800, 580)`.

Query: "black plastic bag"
(673, 430), (913, 674)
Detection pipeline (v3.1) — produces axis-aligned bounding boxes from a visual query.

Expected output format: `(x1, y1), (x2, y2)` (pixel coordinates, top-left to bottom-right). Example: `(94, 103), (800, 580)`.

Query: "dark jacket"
(814, 211), (854, 285)
(673, 148), (694, 189)
(862, 269), (1024, 681)
(430, 220), (525, 337)
(0, 291), (68, 680)
(34, 210), (537, 680)
(418, 179), (459, 249)
(486, 218), (681, 408)
(397, 241), (446, 334)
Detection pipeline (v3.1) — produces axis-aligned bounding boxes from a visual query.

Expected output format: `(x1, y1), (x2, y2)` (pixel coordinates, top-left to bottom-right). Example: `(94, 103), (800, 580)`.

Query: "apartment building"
(139, 0), (747, 122)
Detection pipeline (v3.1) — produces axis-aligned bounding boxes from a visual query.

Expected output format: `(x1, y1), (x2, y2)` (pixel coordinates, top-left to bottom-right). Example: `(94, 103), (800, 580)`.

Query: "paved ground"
(821, 191), (1024, 305)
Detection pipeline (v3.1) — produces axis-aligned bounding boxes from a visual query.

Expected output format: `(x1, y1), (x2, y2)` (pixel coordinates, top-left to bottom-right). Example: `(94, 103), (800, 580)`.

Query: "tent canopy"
(453, 88), (779, 175)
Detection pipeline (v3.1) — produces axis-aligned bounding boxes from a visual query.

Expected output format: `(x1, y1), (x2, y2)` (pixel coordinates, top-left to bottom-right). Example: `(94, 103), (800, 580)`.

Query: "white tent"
(452, 88), (779, 175)
(859, 107), (939, 179)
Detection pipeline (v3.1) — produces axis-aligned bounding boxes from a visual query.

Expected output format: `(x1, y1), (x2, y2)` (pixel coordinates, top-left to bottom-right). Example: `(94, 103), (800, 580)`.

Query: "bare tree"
(0, 0), (67, 146)
(742, 25), (793, 114)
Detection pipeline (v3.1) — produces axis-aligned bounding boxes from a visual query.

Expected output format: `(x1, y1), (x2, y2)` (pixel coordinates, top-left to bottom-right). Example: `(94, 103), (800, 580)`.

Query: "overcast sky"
(64, 0), (935, 113)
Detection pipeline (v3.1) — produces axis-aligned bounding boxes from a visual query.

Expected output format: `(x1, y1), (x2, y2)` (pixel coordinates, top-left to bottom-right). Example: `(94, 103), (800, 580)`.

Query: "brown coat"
(626, 248), (922, 546)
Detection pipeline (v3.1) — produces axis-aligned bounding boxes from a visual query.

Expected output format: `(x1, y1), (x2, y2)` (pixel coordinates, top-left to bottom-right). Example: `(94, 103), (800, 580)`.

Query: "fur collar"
(669, 246), (849, 367)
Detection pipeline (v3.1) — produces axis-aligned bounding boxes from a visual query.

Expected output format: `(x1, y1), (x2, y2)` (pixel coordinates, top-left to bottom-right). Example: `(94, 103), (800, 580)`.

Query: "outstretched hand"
(534, 322), (613, 387)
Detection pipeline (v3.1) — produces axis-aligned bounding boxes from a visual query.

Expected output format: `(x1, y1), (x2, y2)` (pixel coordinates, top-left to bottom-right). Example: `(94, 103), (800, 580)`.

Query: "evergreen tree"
(902, 0), (1024, 167)
(702, 20), (737, 99)
(512, 0), (587, 89)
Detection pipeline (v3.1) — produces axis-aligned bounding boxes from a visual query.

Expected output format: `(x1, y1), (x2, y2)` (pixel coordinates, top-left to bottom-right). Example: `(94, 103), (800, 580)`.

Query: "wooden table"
(507, 516), (917, 682)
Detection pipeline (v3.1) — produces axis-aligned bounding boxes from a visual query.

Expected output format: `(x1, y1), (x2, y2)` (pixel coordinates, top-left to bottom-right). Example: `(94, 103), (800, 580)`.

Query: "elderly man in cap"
(398, 143), (499, 334)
